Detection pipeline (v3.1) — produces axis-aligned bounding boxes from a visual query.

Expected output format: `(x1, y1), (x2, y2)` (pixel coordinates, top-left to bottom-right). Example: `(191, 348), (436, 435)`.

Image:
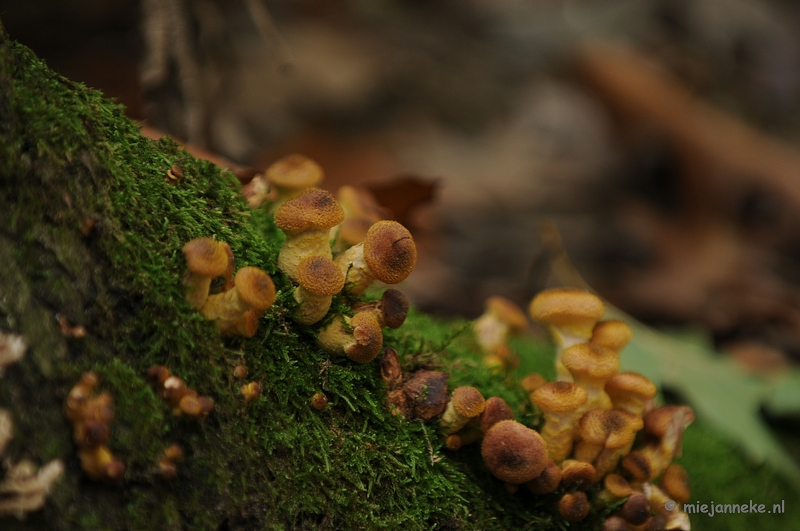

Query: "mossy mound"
(0, 21), (798, 531)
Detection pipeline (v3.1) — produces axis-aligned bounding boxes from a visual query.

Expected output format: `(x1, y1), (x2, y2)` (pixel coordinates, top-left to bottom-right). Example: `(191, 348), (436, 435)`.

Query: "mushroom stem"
(200, 267), (276, 334)
(317, 312), (384, 363)
(440, 386), (486, 435)
(532, 382), (588, 462)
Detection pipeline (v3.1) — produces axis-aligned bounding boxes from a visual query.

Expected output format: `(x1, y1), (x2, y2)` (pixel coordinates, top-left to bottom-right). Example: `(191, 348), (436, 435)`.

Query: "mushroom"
(240, 382), (262, 405)
(317, 311), (384, 363)
(626, 406), (695, 481)
(200, 266), (276, 335)
(532, 381), (588, 462)
(481, 420), (549, 484)
(574, 408), (644, 477)
(598, 473), (633, 504)
(659, 464), (690, 504)
(473, 296), (528, 353)
(644, 482), (691, 531)
(265, 154), (324, 211)
(292, 256), (345, 325)
(479, 396), (515, 433)
(352, 289), (410, 329)
(562, 342), (619, 411)
(621, 492), (651, 526)
(158, 444), (185, 480)
(182, 237), (230, 309)
(590, 320), (633, 354)
(311, 392), (329, 411)
(560, 459), (597, 490)
(440, 386), (486, 435)
(605, 372), (658, 418)
(78, 445), (125, 484)
(602, 516), (629, 531)
(559, 491), (591, 522)
(335, 220), (417, 296)
(526, 461), (563, 495)
(529, 288), (605, 381)
(274, 187), (345, 282)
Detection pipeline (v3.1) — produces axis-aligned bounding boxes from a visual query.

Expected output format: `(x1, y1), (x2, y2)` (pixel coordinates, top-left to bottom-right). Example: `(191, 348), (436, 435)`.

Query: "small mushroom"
(481, 420), (549, 484)
(182, 238), (230, 309)
(560, 459), (597, 490)
(265, 154), (324, 211)
(311, 392), (328, 410)
(473, 296), (528, 354)
(526, 461), (562, 494)
(532, 382), (588, 462)
(559, 491), (590, 522)
(335, 220), (417, 296)
(440, 386), (486, 435)
(621, 491), (651, 526)
(598, 473), (633, 504)
(590, 320), (633, 354)
(293, 256), (345, 325)
(352, 289), (410, 329)
(78, 445), (125, 484)
(275, 187), (344, 282)
(240, 382), (262, 405)
(562, 342), (619, 411)
(659, 464), (690, 504)
(605, 372), (658, 418)
(317, 311), (384, 363)
(573, 408), (643, 477)
(200, 266), (276, 335)
(628, 406), (695, 481)
(479, 396), (515, 433)
(529, 289), (605, 381)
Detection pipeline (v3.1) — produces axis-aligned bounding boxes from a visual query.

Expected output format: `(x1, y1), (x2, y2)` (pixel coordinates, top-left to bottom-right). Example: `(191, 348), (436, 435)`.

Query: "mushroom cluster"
(434, 288), (693, 529)
(64, 372), (125, 484)
(147, 366), (215, 419)
(182, 237), (276, 337)
(473, 296), (528, 372)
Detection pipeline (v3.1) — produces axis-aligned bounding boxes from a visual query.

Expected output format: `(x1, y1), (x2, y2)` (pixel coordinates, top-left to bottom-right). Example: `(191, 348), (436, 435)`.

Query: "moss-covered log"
(0, 19), (798, 531)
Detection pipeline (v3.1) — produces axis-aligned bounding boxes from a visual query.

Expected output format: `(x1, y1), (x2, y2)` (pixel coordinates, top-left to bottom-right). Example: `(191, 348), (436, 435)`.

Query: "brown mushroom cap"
(481, 420), (549, 484)
(451, 386), (486, 418)
(379, 289), (410, 329)
(519, 373), (547, 394)
(605, 372), (657, 404)
(643, 405), (696, 438)
(526, 461), (562, 494)
(604, 473), (633, 499)
(266, 154), (323, 190)
(621, 492), (651, 525)
(274, 188), (345, 235)
(621, 451), (652, 481)
(603, 516), (629, 531)
(591, 320), (633, 352)
(183, 238), (229, 277)
(486, 296), (529, 333)
(363, 221), (417, 284)
(579, 409), (643, 450)
(660, 464), (691, 504)
(559, 491), (591, 522)
(562, 343), (620, 383)
(234, 267), (277, 310)
(532, 382), (588, 412)
(529, 288), (605, 336)
(345, 311), (384, 363)
(560, 459), (597, 490)
(297, 256), (345, 296)
(480, 397), (515, 432)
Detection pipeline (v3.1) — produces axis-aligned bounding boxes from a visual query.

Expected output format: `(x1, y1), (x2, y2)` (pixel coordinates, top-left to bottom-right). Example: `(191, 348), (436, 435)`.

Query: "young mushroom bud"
(440, 386), (486, 435)
(562, 343), (619, 411)
(532, 382), (588, 462)
(317, 311), (384, 363)
(335, 220), (417, 296)
(64, 371), (99, 422)
(182, 238), (230, 309)
(605, 372), (658, 418)
(621, 492), (651, 526)
(265, 154), (324, 211)
(574, 408), (643, 477)
(293, 256), (345, 325)
(559, 491), (591, 522)
(200, 266), (276, 335)
(481, 420), (549, 484)
(159, 444), (184, 480)
(275, 188), (344, 282)
(240, 382), (262, 405)
(591, 320), (633, 354)
(529, 289), (605, 381)
(520, 373), (547, 398)
(352, 289), (410, 329)
(311, 392), (328, 411)
(473, 296), (529, 354)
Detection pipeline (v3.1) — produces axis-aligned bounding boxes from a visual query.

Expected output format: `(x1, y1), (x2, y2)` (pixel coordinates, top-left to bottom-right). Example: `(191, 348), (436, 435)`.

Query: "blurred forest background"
(4, 0), (800, 479)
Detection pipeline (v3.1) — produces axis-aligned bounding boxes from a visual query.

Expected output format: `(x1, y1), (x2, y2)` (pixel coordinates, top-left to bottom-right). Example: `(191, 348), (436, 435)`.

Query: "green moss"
(0, 20), (798, 531)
